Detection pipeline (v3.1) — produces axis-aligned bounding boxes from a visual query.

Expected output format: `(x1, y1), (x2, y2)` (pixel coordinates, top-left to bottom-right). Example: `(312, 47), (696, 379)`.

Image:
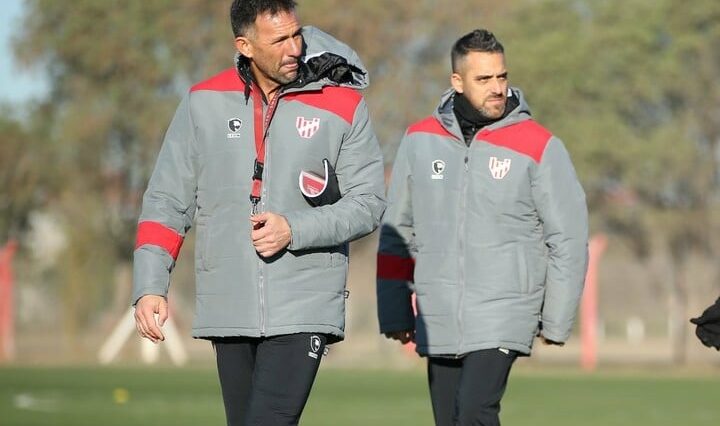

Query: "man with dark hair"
(451, 29), (504, 73)
(132, 1), (385, 424)
(377, 29), (588, 425)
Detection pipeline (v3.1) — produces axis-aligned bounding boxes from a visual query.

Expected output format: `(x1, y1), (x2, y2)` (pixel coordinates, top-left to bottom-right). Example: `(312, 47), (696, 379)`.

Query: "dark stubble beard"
(272, 60), (300, 85)
(480, 102), (506, 119)
(252, 58), (299, 88)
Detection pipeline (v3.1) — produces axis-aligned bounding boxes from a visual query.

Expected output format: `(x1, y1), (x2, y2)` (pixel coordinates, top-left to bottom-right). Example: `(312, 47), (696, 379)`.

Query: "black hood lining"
(236, 51), (365, 103)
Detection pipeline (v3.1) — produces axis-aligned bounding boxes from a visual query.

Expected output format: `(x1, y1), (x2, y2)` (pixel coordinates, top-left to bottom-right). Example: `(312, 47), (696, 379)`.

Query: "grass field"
(1, 366), (719, 425)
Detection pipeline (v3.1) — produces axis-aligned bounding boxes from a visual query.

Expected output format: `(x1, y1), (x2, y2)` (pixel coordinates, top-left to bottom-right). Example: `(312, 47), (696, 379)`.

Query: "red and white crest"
(488, 157), (511, 180)
(296, 116), (320, 139)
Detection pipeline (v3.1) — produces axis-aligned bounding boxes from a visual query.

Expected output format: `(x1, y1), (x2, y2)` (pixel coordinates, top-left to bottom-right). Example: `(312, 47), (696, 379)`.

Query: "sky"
(0, 0), (48, 104)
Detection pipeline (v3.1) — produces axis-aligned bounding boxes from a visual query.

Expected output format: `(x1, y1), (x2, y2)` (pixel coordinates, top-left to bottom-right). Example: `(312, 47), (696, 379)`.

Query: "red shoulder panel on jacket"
(135, 221), (184, 261)
(283, 87), (362, 125)
(190, 68), (246, 93)
(406, 117), (455, 139)
(477, 120), (552, 163)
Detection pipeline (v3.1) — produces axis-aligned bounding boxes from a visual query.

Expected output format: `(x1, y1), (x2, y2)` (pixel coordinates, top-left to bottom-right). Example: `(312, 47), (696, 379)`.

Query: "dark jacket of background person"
(691, 297), (720, 350)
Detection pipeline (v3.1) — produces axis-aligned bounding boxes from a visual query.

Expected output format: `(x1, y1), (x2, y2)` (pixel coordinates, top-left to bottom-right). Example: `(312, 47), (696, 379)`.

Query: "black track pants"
(212, 333), (327, 426)
(427, 348), (517, 426)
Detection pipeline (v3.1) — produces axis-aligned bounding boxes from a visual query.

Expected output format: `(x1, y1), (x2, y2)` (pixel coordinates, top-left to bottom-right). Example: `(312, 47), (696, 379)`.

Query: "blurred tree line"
(2, 0), (719, 362)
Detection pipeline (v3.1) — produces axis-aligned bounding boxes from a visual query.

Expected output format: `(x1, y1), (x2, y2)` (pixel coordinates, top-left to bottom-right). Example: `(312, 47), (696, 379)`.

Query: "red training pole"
(580, 234), (607, 371)
(0, 240), (18, 362)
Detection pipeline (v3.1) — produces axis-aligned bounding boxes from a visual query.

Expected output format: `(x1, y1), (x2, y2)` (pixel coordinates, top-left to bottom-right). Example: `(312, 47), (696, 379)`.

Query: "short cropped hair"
(451, 29), (504, 72)
(230, 0), (298, 37)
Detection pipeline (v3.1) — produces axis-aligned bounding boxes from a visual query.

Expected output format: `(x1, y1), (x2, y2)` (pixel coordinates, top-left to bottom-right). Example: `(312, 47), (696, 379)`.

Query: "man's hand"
(250, 212), (292, 257)
(384, 330), (415, 344)
(134, 295), (167, 343)
(540, 335), (565, 346)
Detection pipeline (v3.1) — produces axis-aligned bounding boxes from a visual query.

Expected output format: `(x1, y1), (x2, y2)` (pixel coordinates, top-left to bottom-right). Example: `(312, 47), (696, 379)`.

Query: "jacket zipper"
(257, 115), (273, 336)
(255, 88), (288, 336)
(258, 266), (265, 335)
(257, 94), (268, 335)
(457, 148), (470, 355)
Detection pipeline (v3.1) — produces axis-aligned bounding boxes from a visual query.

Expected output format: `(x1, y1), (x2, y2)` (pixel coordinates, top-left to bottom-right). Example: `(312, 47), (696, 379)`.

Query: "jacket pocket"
(287, 248), (332, 270)
(330, 251), (347, 269)
(195, 221), (209, 271)
(330, 244), (349, 269)
(516, 246), (530, 294)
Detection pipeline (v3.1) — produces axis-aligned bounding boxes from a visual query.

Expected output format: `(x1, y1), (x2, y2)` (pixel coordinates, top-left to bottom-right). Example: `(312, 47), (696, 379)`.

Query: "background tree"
(0, 107), (50, 243)
(500, 0), (720, 363)
(13, 0), (232, 343)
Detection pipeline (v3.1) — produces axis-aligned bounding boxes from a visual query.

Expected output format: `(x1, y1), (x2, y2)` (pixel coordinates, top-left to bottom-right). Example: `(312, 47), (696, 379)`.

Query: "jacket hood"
(235, 25), (368, 99)
(434, 87), (532, 136)
(300, 26), (369, 89)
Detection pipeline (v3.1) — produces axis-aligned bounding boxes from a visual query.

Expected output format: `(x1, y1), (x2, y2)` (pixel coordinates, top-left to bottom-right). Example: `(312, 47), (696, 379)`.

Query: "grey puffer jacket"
(133, 26), (386, 342)
(377, 88), (588, 356)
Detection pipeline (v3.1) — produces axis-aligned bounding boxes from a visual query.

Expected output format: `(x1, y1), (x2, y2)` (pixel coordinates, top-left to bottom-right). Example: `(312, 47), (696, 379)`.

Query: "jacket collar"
(235, 25), (368, 102)
(434, 87), (532, 140)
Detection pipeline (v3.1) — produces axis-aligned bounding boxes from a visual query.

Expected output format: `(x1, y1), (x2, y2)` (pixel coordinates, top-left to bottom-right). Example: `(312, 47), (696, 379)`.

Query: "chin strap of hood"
(235, 54), (254, 103)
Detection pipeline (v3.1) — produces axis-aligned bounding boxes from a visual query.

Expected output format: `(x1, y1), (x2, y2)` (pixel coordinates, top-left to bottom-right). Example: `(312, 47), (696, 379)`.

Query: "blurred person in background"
(691, 297), (720, 350)
(376, 29), (588, 426)
(131, 0), (385, 424)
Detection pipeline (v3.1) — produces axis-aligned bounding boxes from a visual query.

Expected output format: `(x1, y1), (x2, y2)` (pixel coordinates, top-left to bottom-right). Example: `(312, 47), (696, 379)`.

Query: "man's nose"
(287, 37), (302, 57)
(491, 78), (503, 94)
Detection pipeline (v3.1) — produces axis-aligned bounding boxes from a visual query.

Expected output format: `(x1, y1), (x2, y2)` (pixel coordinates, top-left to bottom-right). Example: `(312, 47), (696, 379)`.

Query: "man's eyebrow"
(475, 71), (508, 79)
(271, 28), (302, 43)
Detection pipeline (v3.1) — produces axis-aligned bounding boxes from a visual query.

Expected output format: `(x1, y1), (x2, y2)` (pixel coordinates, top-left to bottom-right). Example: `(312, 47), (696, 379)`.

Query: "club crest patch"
(296, 117), (320, 139)
(489, 157), (511, 179)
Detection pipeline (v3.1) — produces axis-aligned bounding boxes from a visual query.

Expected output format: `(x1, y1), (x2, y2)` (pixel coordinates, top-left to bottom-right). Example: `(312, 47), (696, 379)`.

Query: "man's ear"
(450, 73), (463, 93)
(235, 36), (253, 58)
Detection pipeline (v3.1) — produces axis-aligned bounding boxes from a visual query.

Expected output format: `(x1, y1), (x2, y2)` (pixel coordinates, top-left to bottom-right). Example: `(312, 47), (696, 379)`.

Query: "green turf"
(0, 366), (718, 425)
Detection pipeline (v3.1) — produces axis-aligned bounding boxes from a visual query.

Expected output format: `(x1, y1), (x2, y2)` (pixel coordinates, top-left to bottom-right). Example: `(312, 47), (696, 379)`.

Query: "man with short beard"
(377, 29), (588, 426)
(132, 1), (385, 424)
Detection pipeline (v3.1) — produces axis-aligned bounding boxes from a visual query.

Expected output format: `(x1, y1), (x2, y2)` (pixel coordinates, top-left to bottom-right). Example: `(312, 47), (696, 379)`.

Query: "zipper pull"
(250, 196), (260, 215)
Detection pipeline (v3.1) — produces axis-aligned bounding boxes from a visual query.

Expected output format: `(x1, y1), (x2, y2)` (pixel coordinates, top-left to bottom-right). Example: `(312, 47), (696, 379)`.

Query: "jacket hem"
(538, 329), (568, 343)
(378, 321), (415, 334)
(192, 325), (345, 343)
(416, 340), (532, 357)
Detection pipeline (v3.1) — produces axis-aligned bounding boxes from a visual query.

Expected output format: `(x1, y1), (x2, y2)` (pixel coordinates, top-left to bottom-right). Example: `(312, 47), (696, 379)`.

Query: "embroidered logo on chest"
(296, 116), (320, 139)
(431, 160), (446, 180)
(489, 157), (511, 179)
(227, 118), (243, 139)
